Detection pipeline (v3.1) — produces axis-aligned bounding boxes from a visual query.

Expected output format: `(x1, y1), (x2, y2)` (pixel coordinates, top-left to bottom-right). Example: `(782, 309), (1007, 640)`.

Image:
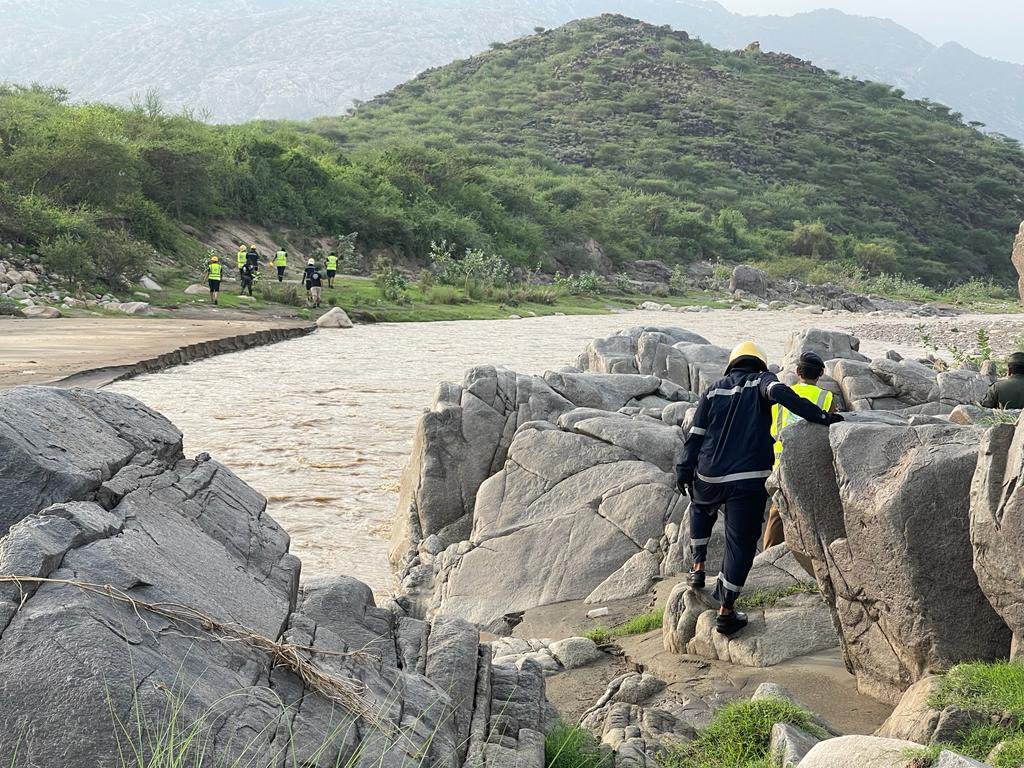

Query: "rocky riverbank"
(386, 323), (1024, 767)
(5, 320), (1024, 767)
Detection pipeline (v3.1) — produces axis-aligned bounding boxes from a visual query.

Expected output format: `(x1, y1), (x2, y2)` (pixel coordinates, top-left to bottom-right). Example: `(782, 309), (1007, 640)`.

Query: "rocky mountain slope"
(2, 0), (1022, 140)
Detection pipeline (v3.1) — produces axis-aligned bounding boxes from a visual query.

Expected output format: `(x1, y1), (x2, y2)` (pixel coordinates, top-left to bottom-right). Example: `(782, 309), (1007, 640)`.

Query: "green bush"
(257, 281), (305, 306)
(426, 285), (465, 304)
(554, 271), (606, 296)
(372, 256), (409, 302)
(546, 723), (611, 768)
(0, 298), (23, 316)
(659, 698), (826, 768)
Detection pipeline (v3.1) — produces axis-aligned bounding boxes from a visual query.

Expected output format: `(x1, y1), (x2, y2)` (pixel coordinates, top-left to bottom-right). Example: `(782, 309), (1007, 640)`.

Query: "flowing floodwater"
(110, 310), (923, 596)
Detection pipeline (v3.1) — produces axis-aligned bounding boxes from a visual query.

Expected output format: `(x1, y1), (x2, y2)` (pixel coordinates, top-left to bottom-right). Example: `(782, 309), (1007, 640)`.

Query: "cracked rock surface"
(0, 387), (548, 768)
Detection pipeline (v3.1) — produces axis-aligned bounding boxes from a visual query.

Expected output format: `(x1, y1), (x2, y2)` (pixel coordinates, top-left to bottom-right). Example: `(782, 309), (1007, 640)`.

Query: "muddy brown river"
(110, 310), (926, 595)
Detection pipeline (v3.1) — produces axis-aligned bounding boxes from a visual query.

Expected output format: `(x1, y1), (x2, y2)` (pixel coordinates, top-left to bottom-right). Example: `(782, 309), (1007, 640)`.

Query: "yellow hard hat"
(210, 255), (219, 263)
(726, 340), (768, 372)
(250, 244), (257, 249)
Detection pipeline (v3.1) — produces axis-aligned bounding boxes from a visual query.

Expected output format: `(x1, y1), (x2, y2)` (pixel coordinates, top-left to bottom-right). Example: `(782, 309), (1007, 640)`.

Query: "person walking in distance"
(274, 247), (288, 282)
(206, 255), (223, 306)
(325, 251), (338, 288)
(304, 258), (323, 308)
(675, 341), (843, 636)
(239, 259), (257, 297)
(762, 351), (836, 550)
(236, 244), (247, 281)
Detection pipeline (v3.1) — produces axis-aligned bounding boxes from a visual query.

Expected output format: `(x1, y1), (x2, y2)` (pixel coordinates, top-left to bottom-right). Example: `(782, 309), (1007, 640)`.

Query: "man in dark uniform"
(676, 341), (843, 636)
(981, 352), (1024, 409)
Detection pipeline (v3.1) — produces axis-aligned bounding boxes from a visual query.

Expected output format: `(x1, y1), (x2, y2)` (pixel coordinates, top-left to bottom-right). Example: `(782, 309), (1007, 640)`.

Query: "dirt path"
(0, 317), (311, 389)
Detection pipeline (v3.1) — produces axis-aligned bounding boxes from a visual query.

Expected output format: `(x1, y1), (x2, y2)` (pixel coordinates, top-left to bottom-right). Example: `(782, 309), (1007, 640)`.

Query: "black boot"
(687, 568), (706, 590)
(716, 610), (748, 636)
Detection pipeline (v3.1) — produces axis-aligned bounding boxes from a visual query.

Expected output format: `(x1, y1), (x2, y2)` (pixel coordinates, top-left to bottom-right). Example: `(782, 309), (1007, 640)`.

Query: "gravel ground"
(849, 313), (1024, 361)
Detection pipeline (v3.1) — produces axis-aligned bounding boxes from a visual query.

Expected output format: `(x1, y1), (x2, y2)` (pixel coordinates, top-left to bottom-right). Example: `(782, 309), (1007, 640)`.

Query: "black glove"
(823, 412), (845, 426)
(676, 465), (694, 495)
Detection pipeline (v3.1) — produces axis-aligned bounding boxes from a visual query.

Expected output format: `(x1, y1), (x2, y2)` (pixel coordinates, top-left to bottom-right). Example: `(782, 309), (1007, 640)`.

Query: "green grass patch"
(545, 722), (611, 768)
(735, 583), (819, 610)
(902, 745), (942, 768)
(928, 661), (1024, 765)
(583, 609), (664, 644)
(658, 697), (826, 768)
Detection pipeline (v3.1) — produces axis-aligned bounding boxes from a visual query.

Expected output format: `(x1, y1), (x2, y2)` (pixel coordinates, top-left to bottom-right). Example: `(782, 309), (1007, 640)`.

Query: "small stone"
(548, 637), (603, 669)
(586, 607), (610, 619)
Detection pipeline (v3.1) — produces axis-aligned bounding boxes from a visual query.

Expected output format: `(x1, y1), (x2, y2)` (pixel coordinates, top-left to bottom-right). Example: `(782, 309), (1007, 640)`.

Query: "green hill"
(315, 15), (1024, 283)
(1, 15), (1022, 288)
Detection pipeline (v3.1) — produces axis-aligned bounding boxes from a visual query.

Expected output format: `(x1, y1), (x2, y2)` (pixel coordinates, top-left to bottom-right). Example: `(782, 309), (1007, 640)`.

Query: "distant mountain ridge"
(0, 0), (1022, 139)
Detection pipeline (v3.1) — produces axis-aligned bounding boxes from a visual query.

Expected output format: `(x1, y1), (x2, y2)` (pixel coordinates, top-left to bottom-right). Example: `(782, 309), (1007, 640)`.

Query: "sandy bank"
(0, 317), (312, 389)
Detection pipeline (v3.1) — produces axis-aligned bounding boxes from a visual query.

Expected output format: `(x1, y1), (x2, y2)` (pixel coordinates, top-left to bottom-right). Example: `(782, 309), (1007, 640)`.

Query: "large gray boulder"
(971, 420), (1024, 657)
(390, 366), (574, 570)
(577, 326), (709, 375)
(431, 420), (684, 626)
(800, 736), (941, 768)
(729, 265), (769, 297)
(870, 358), (939, 406)
(782, 328), (869, 369)
(0, 387), (548, 768)
(777, 418), (1010, 703)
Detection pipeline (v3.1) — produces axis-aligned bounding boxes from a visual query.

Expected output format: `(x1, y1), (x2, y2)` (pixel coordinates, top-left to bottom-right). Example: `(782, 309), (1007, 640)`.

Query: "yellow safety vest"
(208, 262), (222, 281)
(275, 250), (287, 267)
(236, 249), (247, 268)
(771, 382), (832, 465)
(326, 254), (338, 270)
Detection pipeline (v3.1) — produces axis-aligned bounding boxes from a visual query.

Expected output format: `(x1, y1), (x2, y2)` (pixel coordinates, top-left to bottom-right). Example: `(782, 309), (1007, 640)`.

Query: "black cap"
(798, 351), (826, 373)
(1008, 352), (1024, 366)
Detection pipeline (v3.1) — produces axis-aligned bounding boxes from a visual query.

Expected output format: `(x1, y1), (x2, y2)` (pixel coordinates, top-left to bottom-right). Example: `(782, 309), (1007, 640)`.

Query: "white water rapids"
(109, 310), (924, 596)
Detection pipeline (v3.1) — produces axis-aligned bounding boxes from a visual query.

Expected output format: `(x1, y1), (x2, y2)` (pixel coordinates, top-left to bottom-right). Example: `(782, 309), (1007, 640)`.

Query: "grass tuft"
(927, 661), (1024, 766)
(545, 722), (611, 768)
(735, 583), (819, 610)
(658, 697), (826, 768)
(582, 609), (664, 644)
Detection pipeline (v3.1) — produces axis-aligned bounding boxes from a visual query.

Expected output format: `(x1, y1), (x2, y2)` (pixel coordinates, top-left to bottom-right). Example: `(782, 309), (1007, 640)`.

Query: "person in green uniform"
(325, 251), (338, 288)
(982, 352), (1024, 409)
(206, 256), (222, 306)
(274, 248), (288, 282)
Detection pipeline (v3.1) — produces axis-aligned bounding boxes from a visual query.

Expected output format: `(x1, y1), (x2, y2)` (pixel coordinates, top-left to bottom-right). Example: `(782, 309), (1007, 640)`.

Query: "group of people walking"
(205, 244), (341, 307)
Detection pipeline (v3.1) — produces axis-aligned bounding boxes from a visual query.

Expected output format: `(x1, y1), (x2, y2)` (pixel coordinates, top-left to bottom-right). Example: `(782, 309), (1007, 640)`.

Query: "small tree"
(40, 234), (93, 289)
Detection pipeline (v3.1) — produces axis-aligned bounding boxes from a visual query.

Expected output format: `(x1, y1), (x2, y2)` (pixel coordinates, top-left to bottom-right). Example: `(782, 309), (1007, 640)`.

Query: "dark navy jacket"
(677, 365), (833, 485)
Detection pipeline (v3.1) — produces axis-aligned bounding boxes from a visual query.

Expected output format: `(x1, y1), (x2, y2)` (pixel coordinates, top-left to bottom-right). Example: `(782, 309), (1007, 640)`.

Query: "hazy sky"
(717, 0), (1023, 65)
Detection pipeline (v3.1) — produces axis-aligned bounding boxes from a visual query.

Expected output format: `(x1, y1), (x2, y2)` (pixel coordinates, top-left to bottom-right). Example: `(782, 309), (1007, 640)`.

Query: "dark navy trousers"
(689, 478), (768, 609)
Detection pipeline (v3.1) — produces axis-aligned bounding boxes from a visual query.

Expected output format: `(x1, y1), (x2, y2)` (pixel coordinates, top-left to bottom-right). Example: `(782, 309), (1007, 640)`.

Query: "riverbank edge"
(50, 324), (316, 390)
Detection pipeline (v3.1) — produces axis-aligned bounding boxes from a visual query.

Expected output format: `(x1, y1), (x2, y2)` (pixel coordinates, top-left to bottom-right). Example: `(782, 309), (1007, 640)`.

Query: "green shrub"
(427, 285), (465, 304)
(257, 281), (305, 306)
(372, 256), (409, 302)
(546, 723), (611, 768)
(417, 268), (435, 293)
(659, 698), (826, 768)
(669, 266), (688, 295)
(0, 298), (23, 316)
(554, 271), (606, 296)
